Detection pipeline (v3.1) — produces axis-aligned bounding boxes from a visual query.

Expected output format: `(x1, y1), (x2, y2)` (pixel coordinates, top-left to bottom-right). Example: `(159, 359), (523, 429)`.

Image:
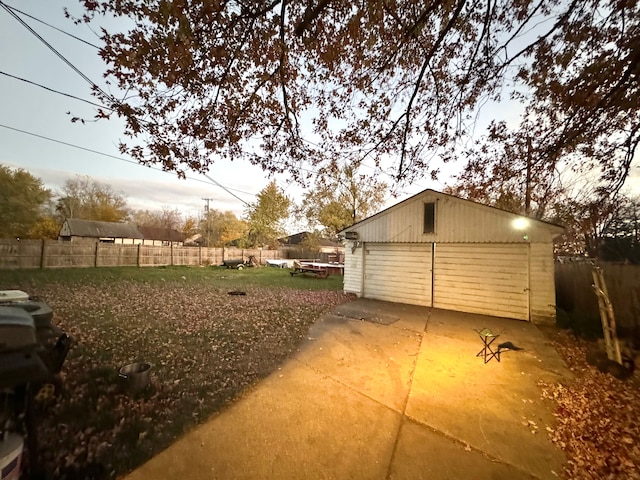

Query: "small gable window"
(424, 202), (435, 234)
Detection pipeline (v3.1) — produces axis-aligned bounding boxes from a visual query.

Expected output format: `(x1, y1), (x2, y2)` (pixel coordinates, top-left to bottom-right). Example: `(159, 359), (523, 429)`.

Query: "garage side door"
(364, 243), (432, 307)
(433, 244), (529, 320)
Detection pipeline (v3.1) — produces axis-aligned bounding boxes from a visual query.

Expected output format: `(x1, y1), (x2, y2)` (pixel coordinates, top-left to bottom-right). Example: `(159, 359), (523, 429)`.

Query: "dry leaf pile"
(20, 278), (352, 479)
(538, 330), (640, 480)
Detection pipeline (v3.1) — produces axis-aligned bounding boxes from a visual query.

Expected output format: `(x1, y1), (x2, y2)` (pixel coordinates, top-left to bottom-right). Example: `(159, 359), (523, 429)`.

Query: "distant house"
(278, 231), (344, 261)
(138, 225), (185, 246)
(183, 233), (203, 246)
(59, 218), (144, 244)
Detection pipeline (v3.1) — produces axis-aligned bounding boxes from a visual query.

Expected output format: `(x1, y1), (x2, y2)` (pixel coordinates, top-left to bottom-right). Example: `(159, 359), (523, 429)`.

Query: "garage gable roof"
(138, 225), (184, 242)
(61, 218), (145, 239)
(339, 189), (564, 243)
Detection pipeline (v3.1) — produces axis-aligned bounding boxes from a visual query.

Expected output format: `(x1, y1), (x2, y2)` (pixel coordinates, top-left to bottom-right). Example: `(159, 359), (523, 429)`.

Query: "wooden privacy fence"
(555, 261), (640, 331)
(0, 239), (281, 270)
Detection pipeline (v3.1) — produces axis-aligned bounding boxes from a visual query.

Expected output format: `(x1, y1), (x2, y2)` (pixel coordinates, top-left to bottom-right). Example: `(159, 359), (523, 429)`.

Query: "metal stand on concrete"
(474, 328), (501, 364)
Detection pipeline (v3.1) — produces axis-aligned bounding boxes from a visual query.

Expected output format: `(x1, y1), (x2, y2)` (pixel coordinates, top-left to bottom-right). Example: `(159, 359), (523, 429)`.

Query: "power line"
(0, 1), (386, 192)
(0, 123), (256, 199)
(0, 1), (153, 132)
(0, 1), (100, 49)
(0, 1), (112, 101)
(0, 70), (112, 110)
(202, 173), (250, 206)
(0, 1), (399, 193)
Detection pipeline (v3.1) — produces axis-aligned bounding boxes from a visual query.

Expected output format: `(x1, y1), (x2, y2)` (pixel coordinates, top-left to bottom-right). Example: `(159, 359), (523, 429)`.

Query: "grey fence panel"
(97, 244), (139, 267)
(44, 242), (96, 268)
(0, 240), (42, 269)
(0, 239), (293, 271)
(555, 261), (640, 331)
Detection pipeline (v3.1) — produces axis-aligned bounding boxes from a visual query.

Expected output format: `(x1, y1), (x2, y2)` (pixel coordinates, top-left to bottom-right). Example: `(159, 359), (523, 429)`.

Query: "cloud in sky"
(3, 160), (264, 218)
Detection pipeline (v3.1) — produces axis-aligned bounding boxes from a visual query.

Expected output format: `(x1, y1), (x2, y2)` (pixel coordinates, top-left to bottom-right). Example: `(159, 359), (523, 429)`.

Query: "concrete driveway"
(126, 299), (572, 480)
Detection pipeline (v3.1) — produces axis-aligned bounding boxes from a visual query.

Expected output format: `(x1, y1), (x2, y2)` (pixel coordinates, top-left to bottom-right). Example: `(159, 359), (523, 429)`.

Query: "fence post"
(170, 243), (174, 266)
(198, 246), (202, 266)
(39, 239), (46, 269)
(137, 244), (141, 267)
(95, 242), (99, 267)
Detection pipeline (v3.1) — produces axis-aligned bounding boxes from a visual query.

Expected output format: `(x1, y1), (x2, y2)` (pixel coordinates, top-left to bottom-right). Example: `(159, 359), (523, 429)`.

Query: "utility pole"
(202, 198), (214, 247)
(525, 136), (532, 216)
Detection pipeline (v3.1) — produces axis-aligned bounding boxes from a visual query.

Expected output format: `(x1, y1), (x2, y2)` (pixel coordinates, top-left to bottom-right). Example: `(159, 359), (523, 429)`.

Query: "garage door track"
(127, 299), (572, 480)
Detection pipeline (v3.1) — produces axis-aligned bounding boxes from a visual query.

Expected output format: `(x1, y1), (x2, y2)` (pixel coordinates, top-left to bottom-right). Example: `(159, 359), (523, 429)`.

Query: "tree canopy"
(56, 175), (129, 222)
(78, 0), (639, 194)
(444, 122), (561, 220)
(0, 164), (52, 238)
(243, 181), (291, 247)
(300, 165), (387, 236)
(131, 206), (183, 230)
(200, 209), (248, 246)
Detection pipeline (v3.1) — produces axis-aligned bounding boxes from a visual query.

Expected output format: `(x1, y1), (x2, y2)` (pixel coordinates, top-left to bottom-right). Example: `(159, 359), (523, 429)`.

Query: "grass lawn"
(0, 266), (353, 479)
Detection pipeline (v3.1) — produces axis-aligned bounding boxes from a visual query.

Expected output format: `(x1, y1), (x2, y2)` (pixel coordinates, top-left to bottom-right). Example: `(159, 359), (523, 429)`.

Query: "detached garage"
(340, 189), (563, 323)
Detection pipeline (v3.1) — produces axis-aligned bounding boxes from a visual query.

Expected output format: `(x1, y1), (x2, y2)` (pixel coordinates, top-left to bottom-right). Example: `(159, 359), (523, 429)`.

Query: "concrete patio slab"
(406, 309), (571, 479)
(125, 300), (572, 480)
(295, 313), (424, 412)
(388, 418), (539, 480)
(332, 298), (430, 332)
(127, 357), (401, 480)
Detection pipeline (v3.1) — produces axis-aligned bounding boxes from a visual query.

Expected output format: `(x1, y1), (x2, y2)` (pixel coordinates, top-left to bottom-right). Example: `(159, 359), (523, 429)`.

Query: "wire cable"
(0, 70), (112, 110)
(0, 123), (256, 199)
(0, 1), (100, 49)
(202, 173), (250, 206)
(0, 1), (113, 102)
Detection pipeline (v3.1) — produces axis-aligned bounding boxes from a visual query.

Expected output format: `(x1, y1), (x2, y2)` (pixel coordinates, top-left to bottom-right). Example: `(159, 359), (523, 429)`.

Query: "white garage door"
(433, 244), (530, 320)
(363, 243), (432, 307)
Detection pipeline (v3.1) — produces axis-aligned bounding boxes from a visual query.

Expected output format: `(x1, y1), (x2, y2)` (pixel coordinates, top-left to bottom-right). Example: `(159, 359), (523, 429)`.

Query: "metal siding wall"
(363, 243), (432, 306)
(343, 241), (363, 295)
(529, 243), (557, 323)
(348, 192), (558, 244)
(433, 243), (530, 320)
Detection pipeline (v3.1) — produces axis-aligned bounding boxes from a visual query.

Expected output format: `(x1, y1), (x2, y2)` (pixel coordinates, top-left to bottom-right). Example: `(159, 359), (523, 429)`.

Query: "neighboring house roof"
(279, 231), (342, 248)
(60, 218), (144, 239)
(339, 189), (564, 235)
(184, 233), (203, 245)
(138, 225), (184, 242)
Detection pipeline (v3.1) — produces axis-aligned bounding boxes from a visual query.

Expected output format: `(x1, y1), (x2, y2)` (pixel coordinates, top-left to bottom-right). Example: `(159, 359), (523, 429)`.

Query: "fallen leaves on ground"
(23, 278), (352, 479)
(538, 329), (640, 480)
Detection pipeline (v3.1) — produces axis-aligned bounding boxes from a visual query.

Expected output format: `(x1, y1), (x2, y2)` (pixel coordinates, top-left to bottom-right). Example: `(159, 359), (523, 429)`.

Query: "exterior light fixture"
(512, 217), (529, 230)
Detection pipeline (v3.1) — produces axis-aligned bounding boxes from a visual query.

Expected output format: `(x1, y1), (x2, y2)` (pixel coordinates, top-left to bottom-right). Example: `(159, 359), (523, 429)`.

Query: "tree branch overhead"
(78, 0), (639, 194)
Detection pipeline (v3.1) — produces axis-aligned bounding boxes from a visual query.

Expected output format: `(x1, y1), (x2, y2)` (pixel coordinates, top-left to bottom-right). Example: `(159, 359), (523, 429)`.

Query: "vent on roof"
(344, 231), (359, 240)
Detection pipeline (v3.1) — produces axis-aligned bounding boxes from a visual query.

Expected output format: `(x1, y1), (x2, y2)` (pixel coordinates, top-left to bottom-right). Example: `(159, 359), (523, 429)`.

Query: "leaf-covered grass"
(0, 265), (345, 290)
(0, 266), (352, 479)
(537, 327), (640, 479)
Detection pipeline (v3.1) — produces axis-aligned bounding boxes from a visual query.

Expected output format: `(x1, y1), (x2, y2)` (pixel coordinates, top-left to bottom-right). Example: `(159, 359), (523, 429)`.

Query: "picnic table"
(289, 261), (344, 278)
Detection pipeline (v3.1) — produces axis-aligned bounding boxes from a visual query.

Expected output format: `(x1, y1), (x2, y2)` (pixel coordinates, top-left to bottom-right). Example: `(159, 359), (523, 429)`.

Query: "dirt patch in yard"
(6, 273), (352, 479)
